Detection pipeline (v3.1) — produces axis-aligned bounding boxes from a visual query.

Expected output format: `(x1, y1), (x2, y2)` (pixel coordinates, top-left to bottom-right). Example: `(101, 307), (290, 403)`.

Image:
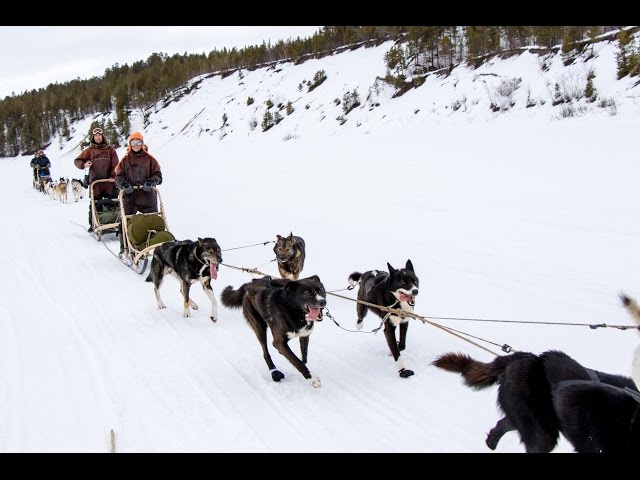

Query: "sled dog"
(274, 233), (306, 280)
(146, 237), (222, 322)
(348, 260), (419, 378)
(220, 275), (326, 388)
(70, 178), (85, 202)
(433, 293), (640, 454)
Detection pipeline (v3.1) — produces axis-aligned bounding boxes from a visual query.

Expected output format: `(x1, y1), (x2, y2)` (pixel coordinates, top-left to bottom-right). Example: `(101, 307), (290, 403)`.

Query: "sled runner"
(118, 185), (175, 274)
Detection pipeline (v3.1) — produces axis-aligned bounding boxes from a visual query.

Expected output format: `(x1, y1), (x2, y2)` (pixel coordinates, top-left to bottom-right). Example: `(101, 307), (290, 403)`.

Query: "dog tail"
(432, 352), (515, 390)
(348, 272), (362, 287)
(220, 285), (246, 309)
(621, 292), (640, 326)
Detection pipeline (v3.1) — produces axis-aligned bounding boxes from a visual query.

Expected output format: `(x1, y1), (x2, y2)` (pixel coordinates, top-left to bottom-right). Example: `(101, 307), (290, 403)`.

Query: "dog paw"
(183, 310), (191, 318)
(398, 341), (406, 351)
(210, 315), (217, 323)
(308, 375), (322, 388)
(271, 370), (285, 382)
(157, 302), (166, 309)
(356, 320), (363, 331)
(399, 368), (414, 378)
(189, 300), (199, 310)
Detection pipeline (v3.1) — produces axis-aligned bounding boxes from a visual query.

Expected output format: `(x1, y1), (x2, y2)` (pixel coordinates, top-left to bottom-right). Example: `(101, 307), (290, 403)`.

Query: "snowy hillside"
(42, 34), (640, 162)
(1, 33), (640, 453)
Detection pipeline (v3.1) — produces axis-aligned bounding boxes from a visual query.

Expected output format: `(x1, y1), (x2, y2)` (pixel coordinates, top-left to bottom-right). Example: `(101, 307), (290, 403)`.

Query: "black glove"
(143, 180), (154, 192)
(122, 183), (134, 195)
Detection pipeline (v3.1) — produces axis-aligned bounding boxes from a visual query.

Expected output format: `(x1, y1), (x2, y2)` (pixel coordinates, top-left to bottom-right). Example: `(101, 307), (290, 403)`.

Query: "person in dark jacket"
(30, 150), (51, 190)
(74, 127), (119, 231)
(115, 131), (163, 254)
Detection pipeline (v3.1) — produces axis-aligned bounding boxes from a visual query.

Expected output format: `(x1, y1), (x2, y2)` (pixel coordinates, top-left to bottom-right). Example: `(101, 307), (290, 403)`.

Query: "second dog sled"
(118, 185), (175, 274)
(89, 179), (120, 241)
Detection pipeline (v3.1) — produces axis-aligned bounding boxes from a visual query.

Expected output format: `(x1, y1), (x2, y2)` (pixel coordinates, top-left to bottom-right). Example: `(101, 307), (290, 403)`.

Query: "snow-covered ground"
(1, 34), (639, 452)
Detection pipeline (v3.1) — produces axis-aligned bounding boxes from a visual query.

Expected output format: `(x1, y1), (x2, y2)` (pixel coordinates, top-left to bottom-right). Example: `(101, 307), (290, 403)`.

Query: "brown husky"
(53, 178), (68, 203)
(273, 233), (306, 280)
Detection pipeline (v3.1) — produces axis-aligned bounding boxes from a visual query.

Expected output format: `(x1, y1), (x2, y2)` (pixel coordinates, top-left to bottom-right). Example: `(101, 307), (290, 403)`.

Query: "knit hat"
(128, 131), (144, 146)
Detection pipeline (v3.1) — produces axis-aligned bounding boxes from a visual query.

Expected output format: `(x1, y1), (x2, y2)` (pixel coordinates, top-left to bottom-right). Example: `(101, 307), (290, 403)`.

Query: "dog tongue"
(307, 307), (321, 321)
(210, 262), (218, 280)
(399, 293), (415, 303)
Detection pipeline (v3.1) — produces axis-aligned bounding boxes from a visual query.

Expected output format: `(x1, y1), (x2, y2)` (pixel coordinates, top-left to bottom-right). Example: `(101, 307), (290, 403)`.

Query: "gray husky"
(273, 233), (306, 280)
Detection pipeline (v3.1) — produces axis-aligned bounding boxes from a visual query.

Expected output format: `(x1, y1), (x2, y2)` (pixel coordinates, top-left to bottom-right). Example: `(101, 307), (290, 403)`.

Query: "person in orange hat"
(74, 127), (119, 231)
(114, 131), (163, 254)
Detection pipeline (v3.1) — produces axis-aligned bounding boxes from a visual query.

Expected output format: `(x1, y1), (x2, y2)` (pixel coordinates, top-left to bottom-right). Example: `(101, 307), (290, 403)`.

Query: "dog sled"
(118, 185), (175, 274)
(89, 179), (121, 241)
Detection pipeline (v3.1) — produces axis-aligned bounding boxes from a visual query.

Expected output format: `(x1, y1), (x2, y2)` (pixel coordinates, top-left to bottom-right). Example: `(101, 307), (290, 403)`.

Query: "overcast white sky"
(0, 26), (321, 99)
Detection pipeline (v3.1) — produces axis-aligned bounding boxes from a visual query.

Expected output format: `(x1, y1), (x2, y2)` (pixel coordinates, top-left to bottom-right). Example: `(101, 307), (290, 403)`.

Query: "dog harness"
(553, 367), (640, 404)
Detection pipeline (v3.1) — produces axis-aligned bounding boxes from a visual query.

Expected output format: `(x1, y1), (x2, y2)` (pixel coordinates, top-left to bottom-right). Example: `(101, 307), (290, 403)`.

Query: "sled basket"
(126, 213), (176, 251)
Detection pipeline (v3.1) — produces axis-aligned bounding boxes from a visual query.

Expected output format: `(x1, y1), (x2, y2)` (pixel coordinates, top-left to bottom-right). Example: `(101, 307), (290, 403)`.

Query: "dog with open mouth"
(220, 275), (326, 388)
(145, 237), (222, 322)
(348, 260), (419, 378)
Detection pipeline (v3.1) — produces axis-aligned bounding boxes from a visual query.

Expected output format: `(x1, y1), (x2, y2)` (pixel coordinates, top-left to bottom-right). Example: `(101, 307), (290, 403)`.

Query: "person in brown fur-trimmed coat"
(114, 131), (163, 254)
(74, 127), (119, 231)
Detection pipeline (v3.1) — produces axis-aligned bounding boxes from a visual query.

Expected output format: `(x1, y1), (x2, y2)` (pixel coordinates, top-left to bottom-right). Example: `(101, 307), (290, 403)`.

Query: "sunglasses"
(130, 139), (143, 146)
(92, 128), (103, 135)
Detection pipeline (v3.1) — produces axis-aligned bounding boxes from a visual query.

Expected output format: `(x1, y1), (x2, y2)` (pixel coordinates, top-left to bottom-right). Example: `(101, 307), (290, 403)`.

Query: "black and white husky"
(348, 260), (419, 378)
(145, 238), (222, 322)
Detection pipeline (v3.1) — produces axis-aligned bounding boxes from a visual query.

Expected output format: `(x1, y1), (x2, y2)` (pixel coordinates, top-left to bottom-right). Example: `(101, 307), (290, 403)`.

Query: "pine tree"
(121, 116), (131, 141)
(584, 71), (597, 102)
(383, 46), (406, 76)
(616, 30), (634, 78)
(562, 27), (581, 62)
(586, 26), (601, 56)
(106, 119), (120, 147)
(261, 111), (274, 131)
(61, 117), (70, 141)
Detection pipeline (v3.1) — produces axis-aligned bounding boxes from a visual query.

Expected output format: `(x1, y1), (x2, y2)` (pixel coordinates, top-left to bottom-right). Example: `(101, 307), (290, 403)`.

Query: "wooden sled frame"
(118, 185), (172, 272)
(89, 179), (120, 240)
